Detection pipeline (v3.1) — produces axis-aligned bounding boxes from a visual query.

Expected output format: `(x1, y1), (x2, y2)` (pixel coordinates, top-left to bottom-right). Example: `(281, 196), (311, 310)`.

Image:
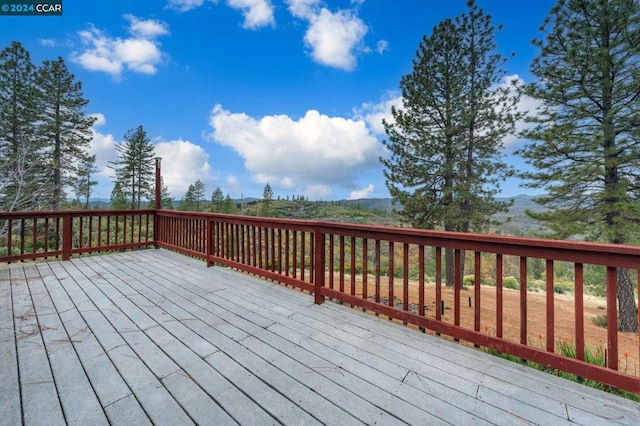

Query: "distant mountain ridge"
(338, 194), (548, 234)
(86, 194), (547, 235)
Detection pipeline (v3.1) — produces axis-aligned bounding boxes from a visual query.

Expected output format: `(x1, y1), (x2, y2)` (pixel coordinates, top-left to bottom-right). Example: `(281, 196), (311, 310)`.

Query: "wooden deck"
(1, 250), (639, 425)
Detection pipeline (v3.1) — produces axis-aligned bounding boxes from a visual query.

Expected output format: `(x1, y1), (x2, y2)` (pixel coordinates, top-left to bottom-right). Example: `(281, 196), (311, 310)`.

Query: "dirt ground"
(342, 276), (640, 377)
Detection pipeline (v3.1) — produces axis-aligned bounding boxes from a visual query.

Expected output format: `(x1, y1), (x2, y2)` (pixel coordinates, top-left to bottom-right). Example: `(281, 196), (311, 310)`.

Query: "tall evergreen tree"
(180, 183), (196, 211)
(0, 41), (47, 214)
(519, 0), (640, 332)
(37, 57), (95, 210)
(179, 179), (205, 211)
(222, 193), (236, 214)
(110, 126), (156, 209)
(192, 179), (205, 212)
(261, 183), (273, 216)
(110, 180), (128, 209)
(211, 186), (224, 213)
(72, 153), (97, 209)
(160, 178), (173, 210)
(381, 0), (519, 285)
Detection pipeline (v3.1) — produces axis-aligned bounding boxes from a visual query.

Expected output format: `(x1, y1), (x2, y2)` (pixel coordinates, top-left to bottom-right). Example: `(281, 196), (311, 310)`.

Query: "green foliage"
(0, 41), (44, 212)
(0, 42), (96, 213)
(261, 183), (273, 216)
(160, 177), (173, 209)
(37, 56), (96, 210)
(109, 126), (156, 209)
(486, 341), (639, 402)
(179, 180), (207, 212)
(211, 187), (224, 213)
(381, 0), (519, 234)
(221, 194), (236, 214)
(518, 0), (640, 331)
(592, 315), (607, 329)
(503, 276), (519, 290)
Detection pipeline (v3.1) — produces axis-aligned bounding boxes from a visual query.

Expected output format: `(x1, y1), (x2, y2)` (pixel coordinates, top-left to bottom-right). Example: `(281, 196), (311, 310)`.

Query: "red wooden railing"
(0, 209), (154, 262)
(2, 208), (640, 394)
(155, 211), (640, 395)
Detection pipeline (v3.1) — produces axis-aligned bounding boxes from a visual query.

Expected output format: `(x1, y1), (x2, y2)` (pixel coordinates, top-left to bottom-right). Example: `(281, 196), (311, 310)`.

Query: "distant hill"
(338, 198), (396, 214)
(493, 195), (549, 235)
(87, 194), (548, 235)
(337, 194), (549, 235)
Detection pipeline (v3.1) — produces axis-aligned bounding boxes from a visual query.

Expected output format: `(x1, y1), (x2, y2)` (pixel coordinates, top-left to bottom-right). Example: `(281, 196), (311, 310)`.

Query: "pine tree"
(0, 41), (47, 214)
(110, 126), (156, 209)
(211, 186), (224, 212)
(261, 183), (273, 216)
(222, 194), (236, 214)
(37, 57), (95, 210)
(192, 179), (205, 212)
(160, 178), (173, 209)
(381, 0), (519, 285)
(110, 180), (128, 209)
(519, 0), (640, 332)
(179, 179), (205, 211)
(72, 154), (97, 209)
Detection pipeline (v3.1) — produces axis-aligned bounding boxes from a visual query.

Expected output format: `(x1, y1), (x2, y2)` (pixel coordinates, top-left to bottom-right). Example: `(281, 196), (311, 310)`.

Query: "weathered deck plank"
(1, 249), (639, 426)
(24, 263), (108, 425)
(11, 265), (66, 426)
(0, 267), (21, 426)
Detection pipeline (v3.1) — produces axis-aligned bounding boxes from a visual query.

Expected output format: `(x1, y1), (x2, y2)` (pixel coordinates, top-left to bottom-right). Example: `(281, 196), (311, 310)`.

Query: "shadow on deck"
(1, 249), (638, 425)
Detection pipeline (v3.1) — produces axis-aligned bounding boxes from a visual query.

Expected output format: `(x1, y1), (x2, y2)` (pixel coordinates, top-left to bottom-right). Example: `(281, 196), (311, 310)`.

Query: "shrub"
(592, 314), (607, 328)
(554, 280), (574, 295)
(503, 276), (519, 290)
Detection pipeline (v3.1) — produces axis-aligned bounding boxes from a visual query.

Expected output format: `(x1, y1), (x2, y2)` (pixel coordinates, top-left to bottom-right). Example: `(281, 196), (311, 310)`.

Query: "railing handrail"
(0, 208), (153, 220)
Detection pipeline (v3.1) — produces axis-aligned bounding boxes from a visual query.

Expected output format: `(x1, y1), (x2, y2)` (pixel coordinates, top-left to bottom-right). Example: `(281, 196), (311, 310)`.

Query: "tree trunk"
(445, 247), (454, 287)
(617, 268), (638, 332)
(444, 247), (466, 287)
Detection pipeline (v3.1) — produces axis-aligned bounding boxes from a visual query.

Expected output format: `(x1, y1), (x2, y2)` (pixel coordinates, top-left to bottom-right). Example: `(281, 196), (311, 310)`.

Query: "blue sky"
(1, 0), (556, 201)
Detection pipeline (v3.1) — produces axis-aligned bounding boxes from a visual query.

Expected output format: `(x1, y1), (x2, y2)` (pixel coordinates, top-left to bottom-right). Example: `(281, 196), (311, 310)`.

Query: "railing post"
(313, 226), (325, 304)
(62, 214), (72, 260)
(154, 157), (162, 248)
(207, 218), (214, 267)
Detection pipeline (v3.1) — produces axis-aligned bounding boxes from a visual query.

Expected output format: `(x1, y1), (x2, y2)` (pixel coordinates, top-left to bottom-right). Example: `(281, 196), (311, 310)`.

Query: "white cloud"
(500, 74), (542, 148)
(305, 9), (368, 70)
(86, 114), (119, 198)
(225, 175), (241, 195)
(166, 0), (273, 28)
(207, 104), (383, 196)
(349, 184), (374, 200)
(155, 140), (215, 198)
(166, 0), (217, 12)
(88, 114), (117, 177)
(304, 184), (332, 201)
(227, 0), (275, 29)
(125, 14), (170, 38)
(286, 0), (369, 70)
(72, 15), (169, 77)
(286, 0), (320, 19)
(376, 39), (389, 55)
(354, 93), (402, 135)
(39, 38), (57, 47)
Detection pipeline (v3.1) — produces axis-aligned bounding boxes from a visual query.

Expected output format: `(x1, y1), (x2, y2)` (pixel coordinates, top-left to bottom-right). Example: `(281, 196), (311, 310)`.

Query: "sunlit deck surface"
(1, 249), (639, 425)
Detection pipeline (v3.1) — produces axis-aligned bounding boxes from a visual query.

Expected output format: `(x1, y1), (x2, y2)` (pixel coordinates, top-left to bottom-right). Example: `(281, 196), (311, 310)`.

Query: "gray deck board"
(1, 249), (639, 425)
(0, 267), (21, 426)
